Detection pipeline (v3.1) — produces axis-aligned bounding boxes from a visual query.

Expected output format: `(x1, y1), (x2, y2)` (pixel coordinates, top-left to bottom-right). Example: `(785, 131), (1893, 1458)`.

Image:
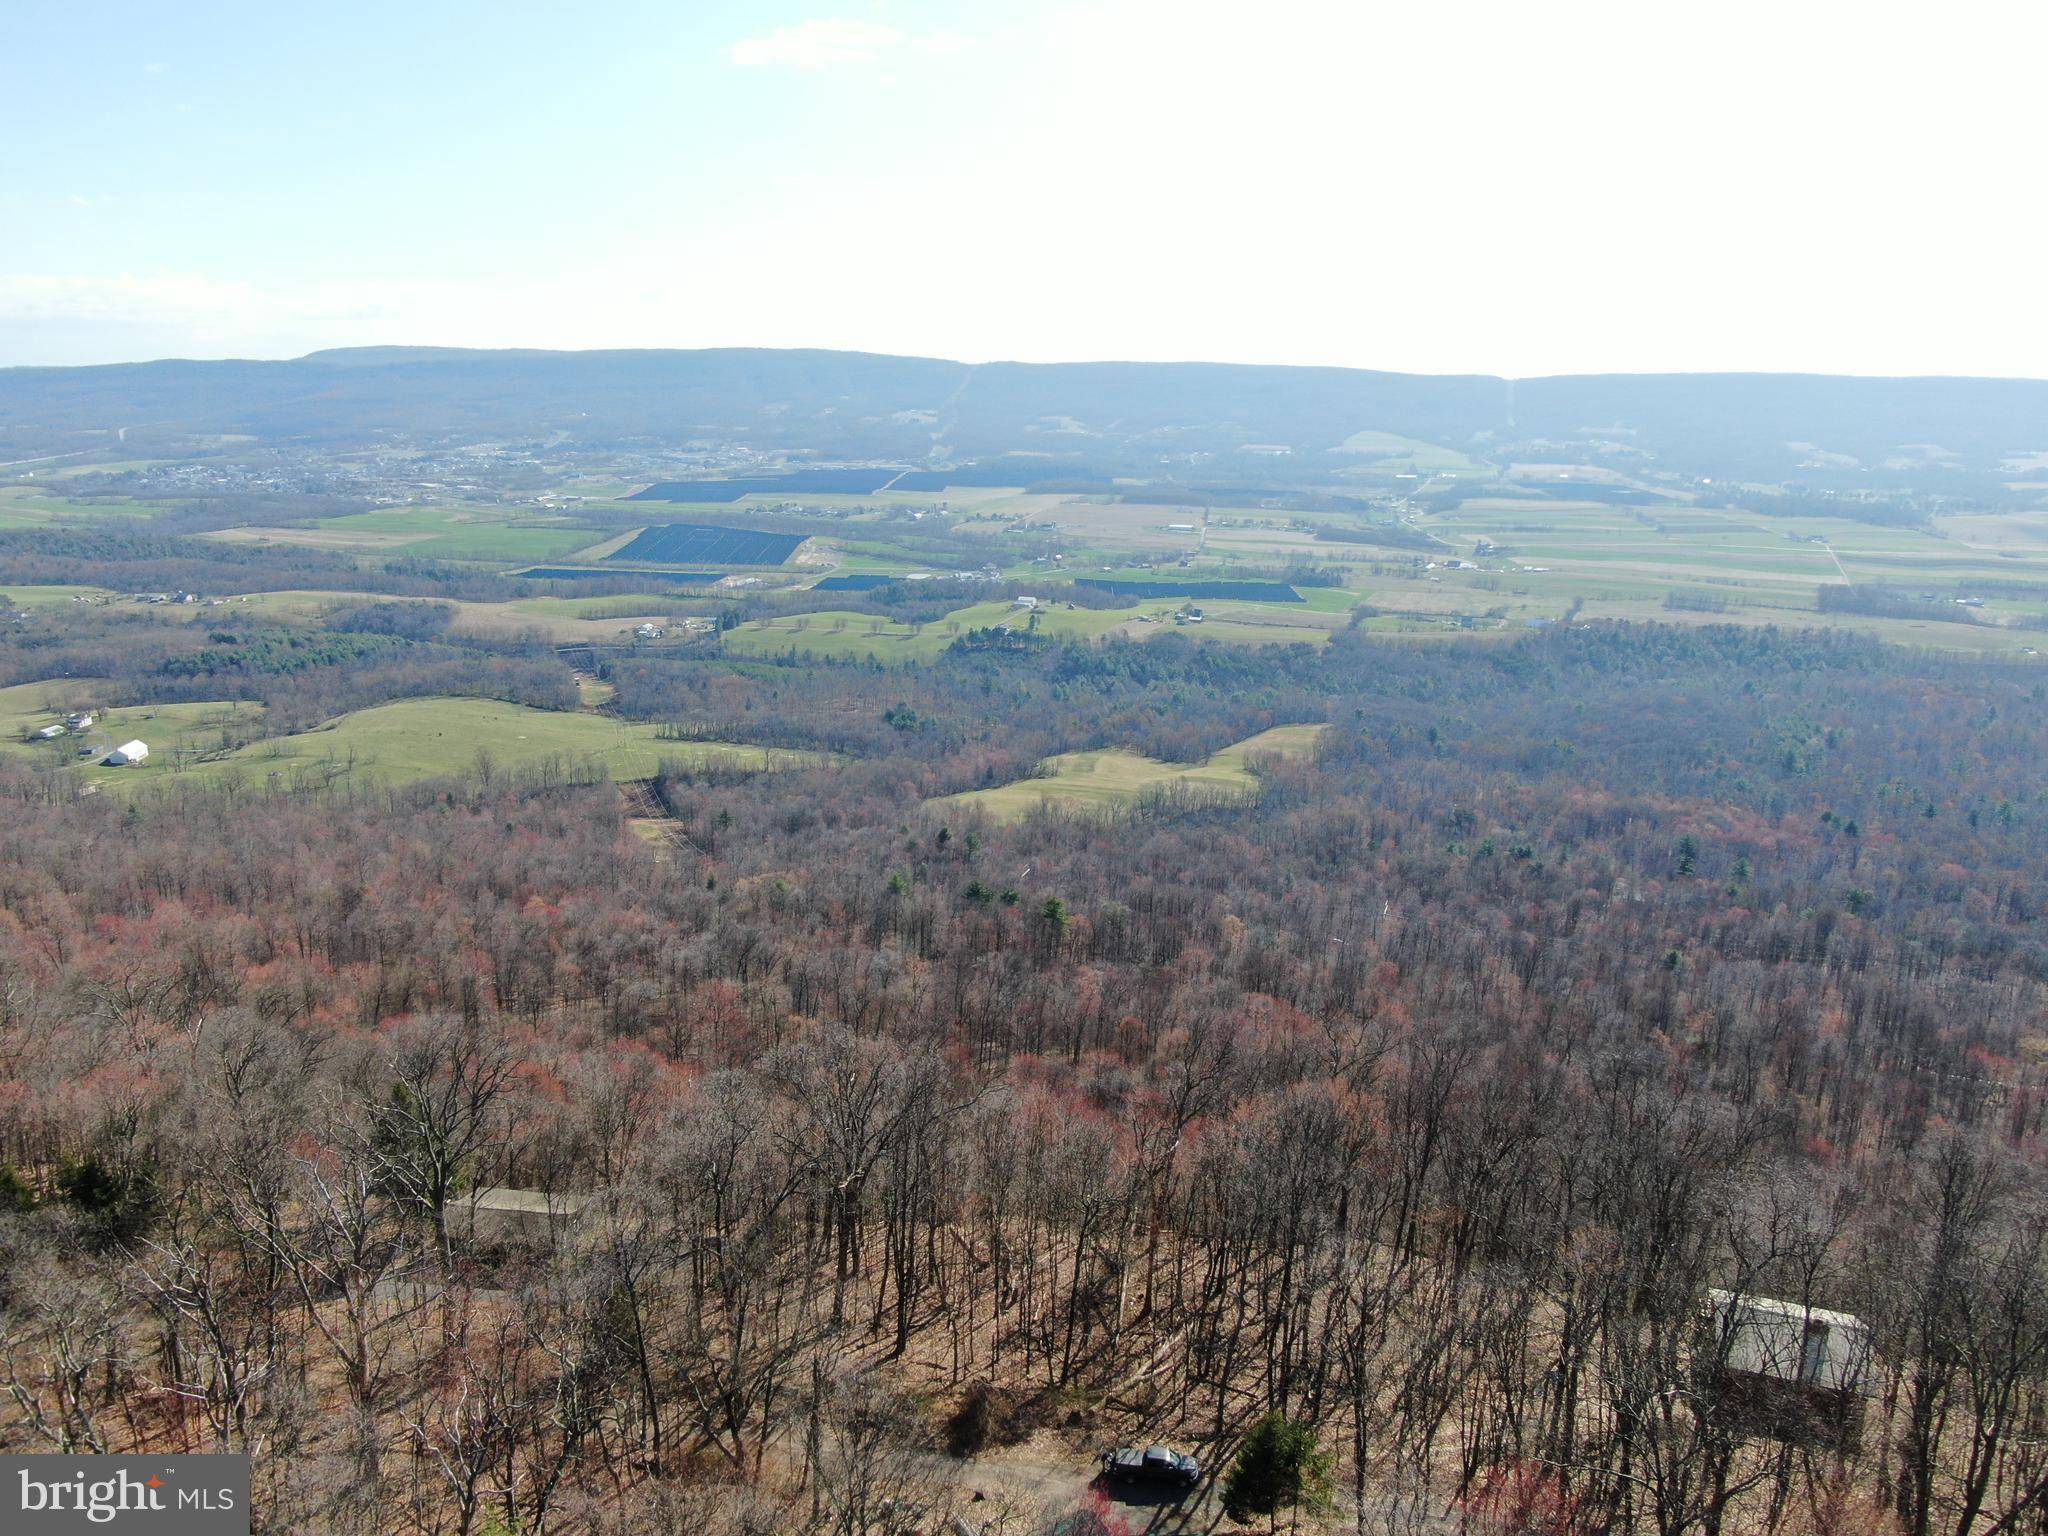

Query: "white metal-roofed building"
(1703, 1288), (1874, 1444)
(454, 1186), (590, 1246)
(1705, 1289), (1872, 1394)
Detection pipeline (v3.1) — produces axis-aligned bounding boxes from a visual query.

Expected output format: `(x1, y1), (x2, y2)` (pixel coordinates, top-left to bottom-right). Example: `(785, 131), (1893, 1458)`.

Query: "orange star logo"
(147, 1475), (165, 1488)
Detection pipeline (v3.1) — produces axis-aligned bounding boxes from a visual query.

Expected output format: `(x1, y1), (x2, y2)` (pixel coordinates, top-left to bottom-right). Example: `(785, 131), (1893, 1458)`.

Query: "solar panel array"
(606, 524), (808, 566)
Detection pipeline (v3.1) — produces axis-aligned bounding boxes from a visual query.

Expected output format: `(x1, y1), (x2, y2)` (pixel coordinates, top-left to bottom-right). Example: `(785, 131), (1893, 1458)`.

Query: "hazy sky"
(3, 0), (2043, 376)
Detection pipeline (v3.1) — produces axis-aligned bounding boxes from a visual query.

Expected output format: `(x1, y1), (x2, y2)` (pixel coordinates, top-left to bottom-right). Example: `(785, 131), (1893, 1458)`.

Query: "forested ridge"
(8, 347), (2048, 488)
(0, 622), (2045, 1535)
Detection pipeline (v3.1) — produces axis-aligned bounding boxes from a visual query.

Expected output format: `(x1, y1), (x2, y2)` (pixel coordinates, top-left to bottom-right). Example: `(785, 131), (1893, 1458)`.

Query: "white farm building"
(1706, 1290), (1871, 1394)
(1703, 1289), (1874, 1443)
(102, 740), (149, 766)
(453, 1187), (590, 1247)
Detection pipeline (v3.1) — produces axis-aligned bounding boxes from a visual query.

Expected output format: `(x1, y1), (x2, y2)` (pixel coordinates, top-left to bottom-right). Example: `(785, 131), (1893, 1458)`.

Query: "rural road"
(0, 450), (91, 469)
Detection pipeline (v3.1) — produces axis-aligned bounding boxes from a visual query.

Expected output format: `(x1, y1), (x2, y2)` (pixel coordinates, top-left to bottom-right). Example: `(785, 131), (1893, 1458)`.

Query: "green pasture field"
(1330, 429), (1490, 476)
(726, 572), (1364, 661)
(812, 552), (929, 575)
(1068, 569), (1362, 615)
(561, 528), (642, 561)
(31, 457), (184, 479)
(0, 486), (171, 526)
(203, 505), (603, 562)
(198, 588), (455, 623)
(721, 605), (997, 663)
(1291, 585), (1362, 613)
(0, 584), (117, 608)
(931, 723), (1329, 823)
(17, 587), (694, 644)
(1377, 495), (2048, 652)
(105, 697), (813, 793)
(813, 537), (985, 572)
(723, 594), (1309, 663)
(0, 487), (65, 528)
(0, 678), (113, 740)
(317, 507), (609, 562)
(0, 687), (264, 774)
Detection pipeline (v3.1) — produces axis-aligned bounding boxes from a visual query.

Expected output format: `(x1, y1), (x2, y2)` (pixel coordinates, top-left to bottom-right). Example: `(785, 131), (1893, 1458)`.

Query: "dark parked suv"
(1102, 1444), (1201, 1491)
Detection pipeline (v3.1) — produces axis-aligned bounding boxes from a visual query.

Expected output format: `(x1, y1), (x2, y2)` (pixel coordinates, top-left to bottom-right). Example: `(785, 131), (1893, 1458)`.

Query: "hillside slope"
(4, 345), (2045, 485)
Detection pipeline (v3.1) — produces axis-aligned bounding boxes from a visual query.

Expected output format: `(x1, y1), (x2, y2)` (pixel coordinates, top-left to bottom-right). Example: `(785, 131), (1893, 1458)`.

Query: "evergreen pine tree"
(1223, 1412), (1330, 1528)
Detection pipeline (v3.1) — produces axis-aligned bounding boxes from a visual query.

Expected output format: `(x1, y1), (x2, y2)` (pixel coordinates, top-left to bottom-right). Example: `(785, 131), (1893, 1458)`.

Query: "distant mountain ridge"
(3, 345), (2045, 488)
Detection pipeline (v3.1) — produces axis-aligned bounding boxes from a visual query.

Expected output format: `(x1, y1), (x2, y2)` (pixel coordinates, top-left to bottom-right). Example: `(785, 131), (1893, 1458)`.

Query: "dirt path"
(851, 1439), (1222, 1535)
(571, 671), (617, 711)
(617, 780), (690, 859)
(935, 1438), (1461, 1535)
